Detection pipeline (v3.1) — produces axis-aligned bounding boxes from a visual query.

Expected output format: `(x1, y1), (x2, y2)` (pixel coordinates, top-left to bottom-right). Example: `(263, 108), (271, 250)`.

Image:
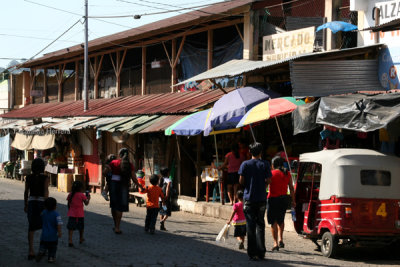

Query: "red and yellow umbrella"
(237, 97), (305, 127)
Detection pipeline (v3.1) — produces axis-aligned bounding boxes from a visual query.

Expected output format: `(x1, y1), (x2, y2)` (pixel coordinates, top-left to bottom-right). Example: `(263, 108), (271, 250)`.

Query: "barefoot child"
(102, 154), (116, 201)
(36, 197), (62, 263)
(227, 190), (246, 249)
(66, 181), (90, 247)
(142, 174), (165, 234)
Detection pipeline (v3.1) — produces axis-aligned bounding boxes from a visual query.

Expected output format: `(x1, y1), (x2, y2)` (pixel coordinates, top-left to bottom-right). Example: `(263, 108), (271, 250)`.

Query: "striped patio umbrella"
(237, 97), (305, 128)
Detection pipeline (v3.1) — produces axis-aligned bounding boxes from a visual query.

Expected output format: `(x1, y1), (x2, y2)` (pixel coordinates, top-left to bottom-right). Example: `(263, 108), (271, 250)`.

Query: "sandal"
(279, 241), (285, 248)
(272, 246), (279, 252)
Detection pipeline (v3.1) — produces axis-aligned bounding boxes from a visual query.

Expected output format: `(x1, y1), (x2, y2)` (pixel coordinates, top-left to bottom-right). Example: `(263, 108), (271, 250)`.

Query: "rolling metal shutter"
(290, 60), (384, 97)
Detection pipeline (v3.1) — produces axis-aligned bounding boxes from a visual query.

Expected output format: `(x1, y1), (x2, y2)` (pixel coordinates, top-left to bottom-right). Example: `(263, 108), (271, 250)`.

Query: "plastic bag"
(215, 224), (230, 242)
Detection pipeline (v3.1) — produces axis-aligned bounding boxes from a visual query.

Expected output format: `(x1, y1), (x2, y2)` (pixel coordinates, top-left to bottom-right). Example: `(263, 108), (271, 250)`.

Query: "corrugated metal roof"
(175, 44), (384, 85)
(21, 0), (253, 68)
(0, 119), (31, 130)
(97, 117), (136, 132)
(49, 117), (97, 131)
(139, 115), (185, 133)
(0, 89), (230, 119)
(115, 115), (159, 134)
(362, 18), (400, 32)
(96, 115), (160, 134)
(72, 116), (126, 130)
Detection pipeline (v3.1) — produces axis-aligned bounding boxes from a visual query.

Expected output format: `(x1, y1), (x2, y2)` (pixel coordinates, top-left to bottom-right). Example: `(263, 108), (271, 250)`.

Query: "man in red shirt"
(267, 156), (295, 251)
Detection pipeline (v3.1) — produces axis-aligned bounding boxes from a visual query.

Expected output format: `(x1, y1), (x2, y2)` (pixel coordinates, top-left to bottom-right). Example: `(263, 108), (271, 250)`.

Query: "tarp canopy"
(31, 134), (55, 150)
(11, 132), (55, 150)
(292, 93), (400, 134)
(11, 133), (33, 150)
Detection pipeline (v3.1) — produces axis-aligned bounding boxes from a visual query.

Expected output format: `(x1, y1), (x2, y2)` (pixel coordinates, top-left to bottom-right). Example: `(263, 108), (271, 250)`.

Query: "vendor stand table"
(201, 167), (224, 203)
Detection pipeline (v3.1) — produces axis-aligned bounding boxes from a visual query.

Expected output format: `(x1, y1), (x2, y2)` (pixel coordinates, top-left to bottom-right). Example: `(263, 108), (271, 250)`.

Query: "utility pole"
(83, 0), (89, 111)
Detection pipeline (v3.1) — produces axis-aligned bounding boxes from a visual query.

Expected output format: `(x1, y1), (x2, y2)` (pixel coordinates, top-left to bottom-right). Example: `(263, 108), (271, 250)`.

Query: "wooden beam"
(235, 24), (244, 42)
(55, 64), (66, 102)
(74, 61), (79, 101)
(207, 30), (213, 70)
(110, 49), (127, 97)
(171, 38), (176, 93)
(173, 35), (186, 68)
(162, 42), (173, 67)
(141, 46), (146, 95)
(43, 68), (47, 103)
(210, 79), (227, 94)
(91, 55), (104, 99)
(29, 69), (35, 104)
(29, 18), (244, 70)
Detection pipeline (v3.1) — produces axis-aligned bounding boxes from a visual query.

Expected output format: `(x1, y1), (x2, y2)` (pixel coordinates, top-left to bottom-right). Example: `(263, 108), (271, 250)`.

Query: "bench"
(129, 192), (147, 207)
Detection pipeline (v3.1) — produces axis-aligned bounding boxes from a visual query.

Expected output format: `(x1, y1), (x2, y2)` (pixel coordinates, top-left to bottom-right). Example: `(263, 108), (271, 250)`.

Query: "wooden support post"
(74, 61), (79, 101)
(43, 68), (47, 103)
(374, 8), (380, 44)
(89, 55), (104, 99)
(162, 36), (186, 93)
(208, 30), (213, 70)
(171, 39), (176, 93)
(29, 69), (36, 104)
(195, 135), (201, 201)
(55, 64), (66, 102)
(243, 10), (254, 60)
(110, 49), (127, 97)
(93, 57), (99, 99)
(141, 46), (146, 95)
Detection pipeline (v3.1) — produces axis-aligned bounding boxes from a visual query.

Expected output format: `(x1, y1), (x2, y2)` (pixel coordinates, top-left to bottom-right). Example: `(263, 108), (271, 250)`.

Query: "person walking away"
(142, 174), (165, 234)
(24, 158), (49, 260)
(102, 154), (116, 201)
(35, 197), (62, 263)
(227, 190), (246, 250)
(159, 167), (172, 231)
(66, 181), (90, 247)
(267, 156), (295, 251)
(108, 148), (139, 234)
(238, 142), (272, 261)
(219, 143), (245, 205)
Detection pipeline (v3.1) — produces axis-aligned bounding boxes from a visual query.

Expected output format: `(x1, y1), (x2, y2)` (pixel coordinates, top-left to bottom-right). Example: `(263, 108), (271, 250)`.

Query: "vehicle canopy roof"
(299, 149), (400, 200)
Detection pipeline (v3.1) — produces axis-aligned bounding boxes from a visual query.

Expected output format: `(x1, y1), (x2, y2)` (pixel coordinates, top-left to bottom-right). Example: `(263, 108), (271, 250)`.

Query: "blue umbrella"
(165, 108), (240, 136)
(204, 86), (280, 136)
(316, 21), (357, 33)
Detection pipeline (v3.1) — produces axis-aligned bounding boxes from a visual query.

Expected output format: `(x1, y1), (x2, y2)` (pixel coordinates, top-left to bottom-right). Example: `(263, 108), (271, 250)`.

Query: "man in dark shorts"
(239, 142), (272, 261)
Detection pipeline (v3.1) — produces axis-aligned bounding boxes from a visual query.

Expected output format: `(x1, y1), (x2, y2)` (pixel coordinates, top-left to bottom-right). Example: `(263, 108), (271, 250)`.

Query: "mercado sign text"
(263, 26), (315, 61)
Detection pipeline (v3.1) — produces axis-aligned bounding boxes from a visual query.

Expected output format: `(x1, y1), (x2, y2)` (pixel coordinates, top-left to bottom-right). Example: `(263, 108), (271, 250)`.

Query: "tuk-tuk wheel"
(321, 232), (337, 258)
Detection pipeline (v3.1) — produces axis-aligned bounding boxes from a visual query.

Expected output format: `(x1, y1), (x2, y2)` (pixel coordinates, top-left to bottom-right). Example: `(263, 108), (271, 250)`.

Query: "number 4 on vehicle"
(376, 203), (387, 217)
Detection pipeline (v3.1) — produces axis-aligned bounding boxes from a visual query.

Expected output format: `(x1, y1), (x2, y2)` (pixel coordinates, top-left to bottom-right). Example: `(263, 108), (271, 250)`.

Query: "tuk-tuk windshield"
(298, 162), (321, 183)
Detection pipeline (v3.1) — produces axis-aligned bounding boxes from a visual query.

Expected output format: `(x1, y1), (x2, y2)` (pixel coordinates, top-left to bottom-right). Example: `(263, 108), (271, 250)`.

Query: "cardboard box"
(57, 173), (73, 192)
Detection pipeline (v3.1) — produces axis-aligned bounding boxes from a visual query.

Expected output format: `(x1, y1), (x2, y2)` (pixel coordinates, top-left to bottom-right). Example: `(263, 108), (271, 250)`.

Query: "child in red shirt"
(66, 181), (90, 247)
(141, 174), (165, 234)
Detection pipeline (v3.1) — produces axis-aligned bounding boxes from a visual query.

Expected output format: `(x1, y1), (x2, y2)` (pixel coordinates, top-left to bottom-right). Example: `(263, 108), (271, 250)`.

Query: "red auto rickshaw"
(293, 149), (400, 257)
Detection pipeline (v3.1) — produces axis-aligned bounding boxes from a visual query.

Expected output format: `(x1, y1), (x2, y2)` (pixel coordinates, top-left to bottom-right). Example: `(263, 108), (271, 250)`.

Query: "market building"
(2, 0), (397, 213)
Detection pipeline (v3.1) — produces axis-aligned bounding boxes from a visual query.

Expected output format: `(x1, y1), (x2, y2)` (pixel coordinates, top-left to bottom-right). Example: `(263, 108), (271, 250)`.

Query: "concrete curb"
(177, 198), (296, 232)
